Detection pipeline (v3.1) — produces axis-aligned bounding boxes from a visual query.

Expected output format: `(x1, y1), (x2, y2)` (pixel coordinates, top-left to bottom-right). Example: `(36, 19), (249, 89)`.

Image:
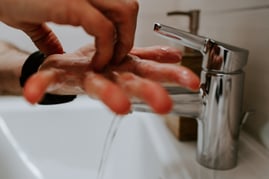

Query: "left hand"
(23, 45), (200, 114)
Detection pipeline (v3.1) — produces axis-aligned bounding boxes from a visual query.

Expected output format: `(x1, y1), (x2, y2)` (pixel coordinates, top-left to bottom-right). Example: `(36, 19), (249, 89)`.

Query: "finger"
(136, 60), (200, 91)
(91, 1), (139, 64)
(74, 4), (115, 71)
(112, 14), (137, 64)
(115, 72), (172, 114)
(83, 72), (131, 114)
(23, 70), (60, 104)
(111, 59), (200, 91)
(22, 23), (64, 55)
(130, 46), (182, 63)
(45, 1), (115, 71)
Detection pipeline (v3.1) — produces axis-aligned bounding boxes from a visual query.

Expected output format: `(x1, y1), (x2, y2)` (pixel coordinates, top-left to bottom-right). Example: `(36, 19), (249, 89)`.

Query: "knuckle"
(124, 1), (139, 16)
(103, 19), (114, 31)
(100, 20), (115, 36)
(115, 1), (139, 21)
(129, 1), (139, 14)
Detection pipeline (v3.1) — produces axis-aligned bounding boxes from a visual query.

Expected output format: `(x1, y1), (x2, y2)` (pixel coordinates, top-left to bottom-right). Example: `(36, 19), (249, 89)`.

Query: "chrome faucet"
(133, 23), (249, 170)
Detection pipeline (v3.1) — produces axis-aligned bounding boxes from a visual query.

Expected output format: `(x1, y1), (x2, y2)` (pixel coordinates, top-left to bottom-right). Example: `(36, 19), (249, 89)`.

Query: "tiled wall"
(136, 0), (269, 149)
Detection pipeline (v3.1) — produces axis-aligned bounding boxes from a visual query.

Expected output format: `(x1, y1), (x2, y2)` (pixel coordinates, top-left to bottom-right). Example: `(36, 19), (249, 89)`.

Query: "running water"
(97, 115), (123, 179)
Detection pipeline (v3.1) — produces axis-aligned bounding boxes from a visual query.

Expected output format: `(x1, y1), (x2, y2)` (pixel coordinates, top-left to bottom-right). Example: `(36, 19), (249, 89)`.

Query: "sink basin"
(0, 96), (269, 179)
(0, 96), (163, 179)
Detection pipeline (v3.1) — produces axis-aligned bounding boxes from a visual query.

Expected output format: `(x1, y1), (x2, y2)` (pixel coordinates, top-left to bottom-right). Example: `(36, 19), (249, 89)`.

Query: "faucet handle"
(154, 23), (249, 73)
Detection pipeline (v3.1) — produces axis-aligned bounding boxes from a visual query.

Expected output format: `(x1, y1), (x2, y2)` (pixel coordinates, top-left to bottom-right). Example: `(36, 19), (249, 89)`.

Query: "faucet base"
(196, 71), (244, 170)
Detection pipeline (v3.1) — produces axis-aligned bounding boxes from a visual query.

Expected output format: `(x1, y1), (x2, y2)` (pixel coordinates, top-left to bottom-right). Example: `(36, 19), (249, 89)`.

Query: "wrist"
(0, 42), (29, 95)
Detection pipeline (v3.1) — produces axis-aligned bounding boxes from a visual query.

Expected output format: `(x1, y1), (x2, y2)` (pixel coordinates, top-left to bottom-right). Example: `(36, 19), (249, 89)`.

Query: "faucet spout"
(132, 87), (202, 118)
(165, 87), (202, 118)
(154, 23), (205, 52)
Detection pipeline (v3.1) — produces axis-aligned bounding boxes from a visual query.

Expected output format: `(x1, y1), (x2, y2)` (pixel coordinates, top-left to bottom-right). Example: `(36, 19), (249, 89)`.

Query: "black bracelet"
(20, 51), (76, 105)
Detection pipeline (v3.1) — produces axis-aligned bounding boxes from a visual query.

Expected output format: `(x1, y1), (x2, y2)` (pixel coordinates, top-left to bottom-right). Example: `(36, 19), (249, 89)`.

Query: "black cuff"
(20, 51), (76, 105)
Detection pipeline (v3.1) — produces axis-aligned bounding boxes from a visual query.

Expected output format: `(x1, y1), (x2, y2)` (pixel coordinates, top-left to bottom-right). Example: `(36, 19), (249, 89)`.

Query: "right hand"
(0, 0), (139, 70)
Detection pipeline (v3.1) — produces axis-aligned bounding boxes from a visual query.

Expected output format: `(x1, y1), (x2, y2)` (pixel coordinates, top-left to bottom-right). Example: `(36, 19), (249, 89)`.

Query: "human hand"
(0, 0), (138, 70)
(23, 45), (200, 114)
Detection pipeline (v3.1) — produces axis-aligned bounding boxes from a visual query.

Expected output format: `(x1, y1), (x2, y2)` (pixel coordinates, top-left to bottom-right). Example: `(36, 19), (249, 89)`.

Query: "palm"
(23, 45), (200, 114)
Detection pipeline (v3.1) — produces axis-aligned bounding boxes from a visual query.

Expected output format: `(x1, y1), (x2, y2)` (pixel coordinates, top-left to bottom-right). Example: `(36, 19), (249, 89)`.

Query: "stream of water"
(97, 115), (123, 179)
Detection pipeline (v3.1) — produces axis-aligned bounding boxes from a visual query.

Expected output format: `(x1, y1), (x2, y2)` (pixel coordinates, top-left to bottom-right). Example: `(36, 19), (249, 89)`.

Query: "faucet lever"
(154, 23), (249, 73)
(154, 23), (205, 52)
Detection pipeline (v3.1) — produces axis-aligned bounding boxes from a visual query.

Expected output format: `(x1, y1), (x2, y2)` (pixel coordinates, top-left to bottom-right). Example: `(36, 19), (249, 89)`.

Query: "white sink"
(0, 96), (269, 179)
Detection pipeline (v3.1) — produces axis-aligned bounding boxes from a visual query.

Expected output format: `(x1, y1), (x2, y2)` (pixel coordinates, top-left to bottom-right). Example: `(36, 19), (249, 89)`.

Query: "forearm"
(0, 41), (29, 95)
